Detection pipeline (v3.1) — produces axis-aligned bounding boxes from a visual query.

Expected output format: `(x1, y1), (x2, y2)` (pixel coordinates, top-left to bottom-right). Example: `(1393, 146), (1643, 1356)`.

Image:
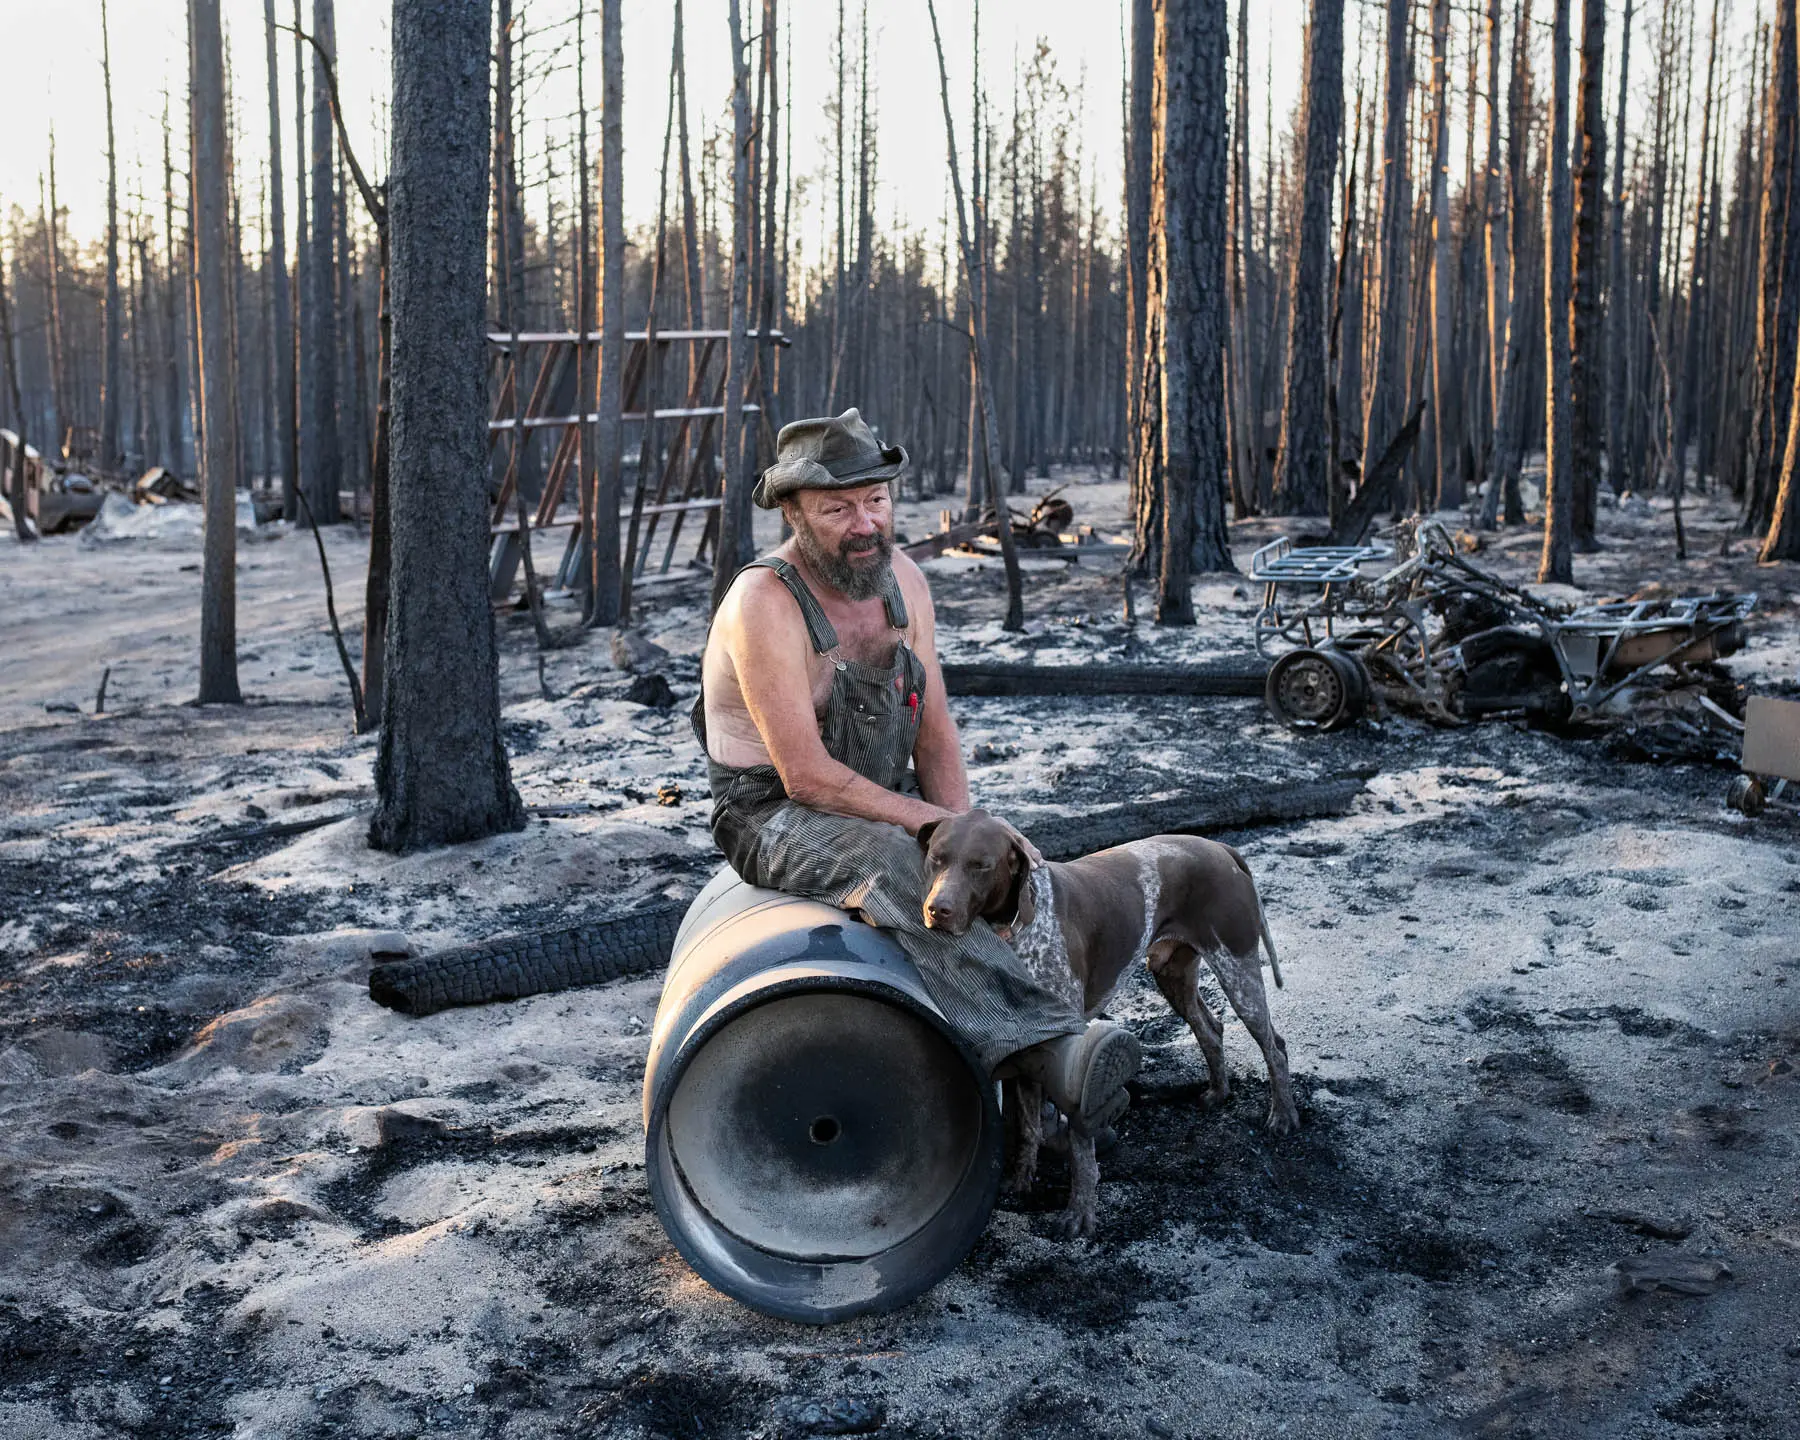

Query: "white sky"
(0, 1), (1767, 279)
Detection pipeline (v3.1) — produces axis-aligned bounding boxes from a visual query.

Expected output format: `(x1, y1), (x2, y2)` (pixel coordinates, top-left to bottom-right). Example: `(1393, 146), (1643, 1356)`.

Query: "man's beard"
(791, 512), (894, 601)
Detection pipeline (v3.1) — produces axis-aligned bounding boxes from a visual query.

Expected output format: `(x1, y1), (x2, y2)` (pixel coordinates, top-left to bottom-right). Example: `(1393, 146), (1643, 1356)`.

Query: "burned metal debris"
(1252, 519), (1757, 749)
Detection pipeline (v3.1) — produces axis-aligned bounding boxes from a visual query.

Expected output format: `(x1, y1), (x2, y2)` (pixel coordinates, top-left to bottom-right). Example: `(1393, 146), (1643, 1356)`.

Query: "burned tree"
(303, 0), (341, 525)
(1272, 0), (1344, 517)
(1539, 0), (1574, 586)
(1569, 0), (1605, 552)
(371, 0), (523, 852)
(191, 0), (241, 704)
(264, 0), (296, 520)
(591, 0), (624, 625)
(711, 0), (757, 613)
(100, 0), (123, 472)
(1362, 0), (1413, 489)
(1153, 0), (1234, 621)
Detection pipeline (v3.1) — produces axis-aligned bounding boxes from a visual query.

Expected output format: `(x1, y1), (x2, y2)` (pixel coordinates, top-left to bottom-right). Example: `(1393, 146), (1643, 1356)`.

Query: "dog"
(918, 809), (1297, 1237)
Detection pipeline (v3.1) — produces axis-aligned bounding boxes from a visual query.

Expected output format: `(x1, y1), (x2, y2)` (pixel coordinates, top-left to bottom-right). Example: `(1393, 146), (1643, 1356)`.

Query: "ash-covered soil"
(2, 475), (1798, 1439)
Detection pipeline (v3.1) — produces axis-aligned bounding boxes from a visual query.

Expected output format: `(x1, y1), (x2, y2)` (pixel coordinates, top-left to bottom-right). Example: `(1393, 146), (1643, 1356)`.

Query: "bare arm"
(723, 571), (951, 835)
(897, 556), (971, 811)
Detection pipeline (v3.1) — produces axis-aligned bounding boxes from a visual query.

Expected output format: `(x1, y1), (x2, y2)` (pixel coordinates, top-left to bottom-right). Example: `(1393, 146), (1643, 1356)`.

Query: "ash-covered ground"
(2, 473), (1798, 1440)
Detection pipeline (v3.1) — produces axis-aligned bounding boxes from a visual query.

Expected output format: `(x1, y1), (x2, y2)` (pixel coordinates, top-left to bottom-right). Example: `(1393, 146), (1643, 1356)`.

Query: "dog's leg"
(1203, 946), (1301, 1135)
(1048, 1131), (1100, 1240)
(1002, 1077), (1046, 1197)
(1147, 937), (1232, 1109)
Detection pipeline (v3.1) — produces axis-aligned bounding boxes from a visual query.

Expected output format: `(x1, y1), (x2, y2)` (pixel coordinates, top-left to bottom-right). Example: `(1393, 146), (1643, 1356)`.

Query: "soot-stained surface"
(2, 478), (1798, 1438)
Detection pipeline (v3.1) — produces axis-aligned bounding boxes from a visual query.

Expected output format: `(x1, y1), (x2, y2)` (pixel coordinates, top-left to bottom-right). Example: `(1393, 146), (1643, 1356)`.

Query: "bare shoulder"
(891, 550), (937, 627)
(717, 564), (805, 640)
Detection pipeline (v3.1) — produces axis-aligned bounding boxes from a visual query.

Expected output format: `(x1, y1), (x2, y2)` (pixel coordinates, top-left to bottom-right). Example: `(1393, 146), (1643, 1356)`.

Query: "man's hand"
(989, 814), (1044, 869)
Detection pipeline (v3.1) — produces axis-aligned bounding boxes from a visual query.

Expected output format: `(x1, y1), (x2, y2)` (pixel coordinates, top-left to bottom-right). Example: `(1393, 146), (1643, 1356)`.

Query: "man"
(696, 408), (1140, 1136)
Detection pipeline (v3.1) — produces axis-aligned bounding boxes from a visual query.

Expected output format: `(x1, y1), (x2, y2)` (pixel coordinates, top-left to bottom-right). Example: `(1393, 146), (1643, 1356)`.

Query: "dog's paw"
(1199, 1080), (1232, 1111)
(1046, 1205), (1097, 1241)
(1001, 1164), (1039, 1200)
(1264, 1100), (1301, 1135)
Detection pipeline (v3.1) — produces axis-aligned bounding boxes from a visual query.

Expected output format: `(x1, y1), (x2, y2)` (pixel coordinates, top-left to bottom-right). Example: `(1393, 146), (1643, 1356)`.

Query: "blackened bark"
(1156, 0), (1234, 625)
(0, 234), (37, 542)
(1604, 0), (1633, 497)
(372, 0), (524, 852)
(1539, 0), (1574, 585)
(1753, 0), (1799, 531)
(1482, 0), (1534, 529)
(1428, 0), (1457, 509)
(1569, 0), (1605, 551)
(710, 0), (756, 614)
(264, 0), (295, 517)
(1273, 0), (1343, 517)
(1362, 0), (1412, 483)
(303, 0), (342, 524)
(1125, 0), (1159, 570)
(592, 0), (625, 623)
(191, 0), (241, 704)
(100, 0), (124, 471)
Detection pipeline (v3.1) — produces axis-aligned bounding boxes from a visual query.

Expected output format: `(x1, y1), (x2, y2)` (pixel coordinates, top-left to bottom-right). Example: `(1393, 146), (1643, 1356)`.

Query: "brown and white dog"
(918, 809), (1298, 1238)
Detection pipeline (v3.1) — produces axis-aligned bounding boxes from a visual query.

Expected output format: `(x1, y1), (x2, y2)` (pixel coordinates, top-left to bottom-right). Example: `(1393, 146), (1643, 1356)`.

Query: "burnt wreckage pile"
(1253, 520), (1756, 760)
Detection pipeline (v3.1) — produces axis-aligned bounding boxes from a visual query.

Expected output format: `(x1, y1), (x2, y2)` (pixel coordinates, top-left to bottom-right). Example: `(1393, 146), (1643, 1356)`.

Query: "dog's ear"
(916, 817), (943, 852)
(1006, 839), (1036, 931)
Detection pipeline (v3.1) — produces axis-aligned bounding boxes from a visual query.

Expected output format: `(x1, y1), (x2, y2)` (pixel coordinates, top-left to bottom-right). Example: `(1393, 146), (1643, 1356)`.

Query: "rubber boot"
(1009, 1021), (1141, 1137)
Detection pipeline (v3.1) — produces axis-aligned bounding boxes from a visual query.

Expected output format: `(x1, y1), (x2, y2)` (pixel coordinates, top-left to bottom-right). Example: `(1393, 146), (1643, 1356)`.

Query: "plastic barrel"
(642, 868), (1003, 1323)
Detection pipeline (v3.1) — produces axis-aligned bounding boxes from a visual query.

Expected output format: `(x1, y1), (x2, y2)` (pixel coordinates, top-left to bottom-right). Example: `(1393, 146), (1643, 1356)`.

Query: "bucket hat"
(752, 407), (909, 508)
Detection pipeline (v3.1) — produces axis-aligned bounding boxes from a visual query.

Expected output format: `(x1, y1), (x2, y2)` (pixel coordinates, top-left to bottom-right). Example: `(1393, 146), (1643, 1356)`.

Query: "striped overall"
(695, 556), (1083, 1071)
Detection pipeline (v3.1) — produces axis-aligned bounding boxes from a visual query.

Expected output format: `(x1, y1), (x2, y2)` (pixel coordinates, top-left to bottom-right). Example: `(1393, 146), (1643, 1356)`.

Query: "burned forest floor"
(3, 469), (1799, 1440)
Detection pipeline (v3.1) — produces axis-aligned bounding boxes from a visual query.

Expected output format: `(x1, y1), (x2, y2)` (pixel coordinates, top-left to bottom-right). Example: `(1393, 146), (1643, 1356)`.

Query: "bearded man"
(695, 408), (1140, 1136)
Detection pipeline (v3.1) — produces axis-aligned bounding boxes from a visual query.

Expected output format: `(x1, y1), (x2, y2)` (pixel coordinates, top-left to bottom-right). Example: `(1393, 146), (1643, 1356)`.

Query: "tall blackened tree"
(264, 0), (296, 520)
(1154, 0), (1234, 625)
(372, 0), (524, 851)
(1363, 0), (1412, 487)
(304, 0), (341, 524)
(591, 0), (624, 623)
(100, 0), (124, 471)
(1539, 0), (1575, 585)
(191, 0), (241, 704)
(710, 0), (757, 613)
(1272, 0), (1344, 516)
(1569, 0), (1605, 551)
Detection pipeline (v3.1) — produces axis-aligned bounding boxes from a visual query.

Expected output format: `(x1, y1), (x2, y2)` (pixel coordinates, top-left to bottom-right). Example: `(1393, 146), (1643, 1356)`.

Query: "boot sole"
(1074, 1026), (1141, 1134)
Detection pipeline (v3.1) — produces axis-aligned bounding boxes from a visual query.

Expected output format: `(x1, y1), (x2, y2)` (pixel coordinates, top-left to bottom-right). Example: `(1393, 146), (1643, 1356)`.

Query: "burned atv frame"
(1251, 520), (1755, 732)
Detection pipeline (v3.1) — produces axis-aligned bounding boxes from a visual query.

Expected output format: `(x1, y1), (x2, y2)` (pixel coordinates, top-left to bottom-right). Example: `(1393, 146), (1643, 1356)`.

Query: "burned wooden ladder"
(485, 328), (783, 607)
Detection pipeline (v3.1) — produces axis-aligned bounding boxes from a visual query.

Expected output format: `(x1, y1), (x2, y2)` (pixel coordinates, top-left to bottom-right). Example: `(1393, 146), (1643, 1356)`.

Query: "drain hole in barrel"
(809, 1115), (842, 1145)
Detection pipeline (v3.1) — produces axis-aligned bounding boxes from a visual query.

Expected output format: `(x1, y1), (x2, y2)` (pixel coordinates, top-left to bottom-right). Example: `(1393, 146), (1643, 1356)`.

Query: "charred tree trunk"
(1126, 0), (1161, 572)
(710, 0), (757, 614)
(1427, 0), (1458, 508)
(926, 0), (1025, 631)
(1753, 0), (1799, 533)
(590, 0), (625, 624)
(191, 0), (241, 704)
(1156, 0), (1234, 624)
(1483, 0), (1535, 528)
(1539, 0), (1575, 585)
(1363, 0), (1413, 486)
(1569, 0), (1606, 551)
(100, 0), (124, 471)
(264, 0), (295, 518)
(372, 0), (524, 852)
(1273, 0), (1343, 516)
(304, 0), (341, 523)
(1604, 0), (1634, 497)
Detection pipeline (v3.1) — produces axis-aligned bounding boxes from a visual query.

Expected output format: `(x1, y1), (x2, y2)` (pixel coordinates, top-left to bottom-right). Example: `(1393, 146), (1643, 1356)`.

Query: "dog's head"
(918, 809), (1035, 936)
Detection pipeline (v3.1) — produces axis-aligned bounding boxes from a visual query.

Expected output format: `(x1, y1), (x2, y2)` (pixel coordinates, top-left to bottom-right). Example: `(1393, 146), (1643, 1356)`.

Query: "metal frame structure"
(1253, 520), (1757, 729)
(485, 327), (784, 602)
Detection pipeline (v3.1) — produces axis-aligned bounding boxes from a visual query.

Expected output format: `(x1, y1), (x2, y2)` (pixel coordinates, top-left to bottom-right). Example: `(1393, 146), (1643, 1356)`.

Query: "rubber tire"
(1265, 648), (1357, 732)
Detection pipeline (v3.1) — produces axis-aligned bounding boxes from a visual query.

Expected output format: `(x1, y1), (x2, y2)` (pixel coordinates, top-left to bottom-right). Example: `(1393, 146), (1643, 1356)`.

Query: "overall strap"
(877, 569), (909, 630)
(749, 557), (841, 655)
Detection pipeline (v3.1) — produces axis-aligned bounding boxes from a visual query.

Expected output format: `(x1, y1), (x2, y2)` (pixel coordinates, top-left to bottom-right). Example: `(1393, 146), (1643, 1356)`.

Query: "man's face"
(785, 483), (895, 601)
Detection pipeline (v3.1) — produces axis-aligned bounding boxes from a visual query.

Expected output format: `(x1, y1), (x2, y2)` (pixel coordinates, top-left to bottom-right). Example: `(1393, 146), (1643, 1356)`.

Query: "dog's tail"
(1225, 844), (1282, 989)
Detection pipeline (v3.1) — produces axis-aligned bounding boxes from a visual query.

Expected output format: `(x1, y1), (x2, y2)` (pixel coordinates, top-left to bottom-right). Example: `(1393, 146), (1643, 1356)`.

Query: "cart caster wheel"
(1727, 774), (1766, 818)
(1266, 648), (1365, 732)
